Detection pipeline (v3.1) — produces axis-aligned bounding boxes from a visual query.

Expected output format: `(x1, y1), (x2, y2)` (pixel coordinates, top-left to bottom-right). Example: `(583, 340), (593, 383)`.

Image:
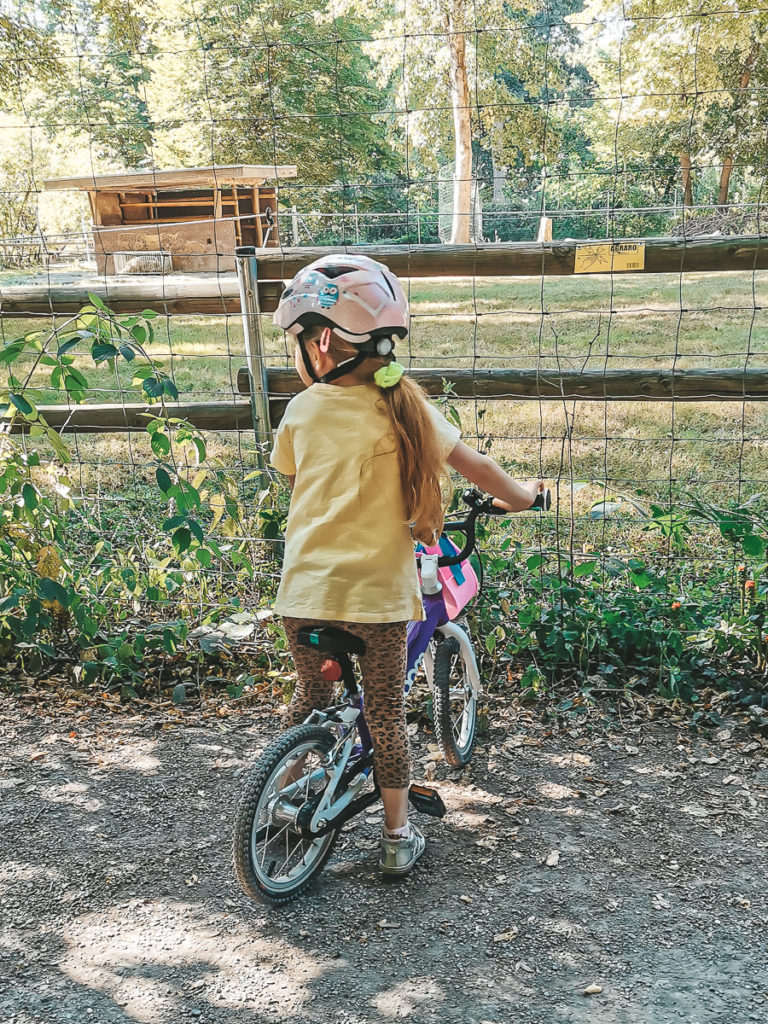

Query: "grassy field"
(3, 268), (768, 521)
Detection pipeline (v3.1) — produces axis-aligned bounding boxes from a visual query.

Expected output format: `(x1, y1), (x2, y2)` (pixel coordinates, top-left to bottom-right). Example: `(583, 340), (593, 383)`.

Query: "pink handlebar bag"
(417, 535), (479, 619)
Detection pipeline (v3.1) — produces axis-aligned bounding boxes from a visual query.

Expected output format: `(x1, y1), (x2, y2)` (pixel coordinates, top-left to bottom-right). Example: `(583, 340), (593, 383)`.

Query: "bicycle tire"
(432, 635), (478, 767)
(232, 724), (341, 905)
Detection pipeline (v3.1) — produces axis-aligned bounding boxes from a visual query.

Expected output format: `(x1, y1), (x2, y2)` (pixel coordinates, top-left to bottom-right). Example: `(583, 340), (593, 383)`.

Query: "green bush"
(0, 297), (283, 694)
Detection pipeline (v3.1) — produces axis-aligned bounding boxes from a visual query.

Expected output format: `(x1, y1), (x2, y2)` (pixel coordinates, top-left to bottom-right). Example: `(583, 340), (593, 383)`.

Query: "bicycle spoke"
(249, 739), (336, 888)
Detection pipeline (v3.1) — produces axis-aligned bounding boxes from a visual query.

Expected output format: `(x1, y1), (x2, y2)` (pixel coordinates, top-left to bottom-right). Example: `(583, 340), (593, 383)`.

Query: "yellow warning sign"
(574, 241), (646, 274)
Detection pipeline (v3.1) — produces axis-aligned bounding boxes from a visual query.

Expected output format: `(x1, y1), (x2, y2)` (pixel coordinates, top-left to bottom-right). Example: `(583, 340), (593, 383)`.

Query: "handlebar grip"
(530, 488), (552, 511)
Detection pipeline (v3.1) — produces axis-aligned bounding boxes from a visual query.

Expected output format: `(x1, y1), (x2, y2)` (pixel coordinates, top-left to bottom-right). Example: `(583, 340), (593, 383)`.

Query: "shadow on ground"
(1, 695), (767, 1024)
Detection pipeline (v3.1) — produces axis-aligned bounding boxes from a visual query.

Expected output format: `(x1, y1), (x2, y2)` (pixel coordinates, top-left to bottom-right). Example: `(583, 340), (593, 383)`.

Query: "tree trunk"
(717, 41), (760, 208)
(718, 157), (734, 208)
(446, 6), (472, 244)
(491, 120), (506, 206)
(680, 152), (694, 207)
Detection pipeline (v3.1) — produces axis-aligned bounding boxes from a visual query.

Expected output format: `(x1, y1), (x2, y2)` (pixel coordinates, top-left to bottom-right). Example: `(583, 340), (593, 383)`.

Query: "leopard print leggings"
(282, 617), (409, 789)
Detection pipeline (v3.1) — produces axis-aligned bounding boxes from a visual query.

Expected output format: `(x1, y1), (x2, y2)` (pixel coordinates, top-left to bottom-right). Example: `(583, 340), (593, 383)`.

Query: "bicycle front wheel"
(432, 635), (478, 766)
(232, 724), (340, 905)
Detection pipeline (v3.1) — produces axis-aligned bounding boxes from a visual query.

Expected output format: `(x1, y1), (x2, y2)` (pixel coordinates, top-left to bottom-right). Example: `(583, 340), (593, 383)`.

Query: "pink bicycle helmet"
(274, 254), (409, 356)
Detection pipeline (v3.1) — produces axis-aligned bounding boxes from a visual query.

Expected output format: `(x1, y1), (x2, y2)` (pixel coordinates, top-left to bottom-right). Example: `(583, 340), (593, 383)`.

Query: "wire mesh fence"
(2, 1), (768, 698)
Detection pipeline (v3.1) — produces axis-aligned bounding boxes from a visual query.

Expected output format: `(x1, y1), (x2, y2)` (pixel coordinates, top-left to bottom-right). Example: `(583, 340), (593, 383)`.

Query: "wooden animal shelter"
(43, 164), (297, 275)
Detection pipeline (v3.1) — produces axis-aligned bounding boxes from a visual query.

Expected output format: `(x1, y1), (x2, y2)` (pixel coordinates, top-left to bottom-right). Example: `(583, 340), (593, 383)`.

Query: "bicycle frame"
(297, 489), (531, 830)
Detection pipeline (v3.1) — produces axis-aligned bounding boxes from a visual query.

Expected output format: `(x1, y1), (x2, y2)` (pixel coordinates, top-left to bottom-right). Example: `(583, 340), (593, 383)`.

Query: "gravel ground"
(2, 692), (767, 1024)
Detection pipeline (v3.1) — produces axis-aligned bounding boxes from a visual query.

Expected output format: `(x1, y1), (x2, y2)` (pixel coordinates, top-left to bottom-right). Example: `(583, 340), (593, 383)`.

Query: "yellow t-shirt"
(270, 382), (460, 623)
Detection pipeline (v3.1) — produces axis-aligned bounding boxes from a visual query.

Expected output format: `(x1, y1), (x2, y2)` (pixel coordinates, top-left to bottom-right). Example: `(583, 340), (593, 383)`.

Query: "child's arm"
(447, 441), (543, 513)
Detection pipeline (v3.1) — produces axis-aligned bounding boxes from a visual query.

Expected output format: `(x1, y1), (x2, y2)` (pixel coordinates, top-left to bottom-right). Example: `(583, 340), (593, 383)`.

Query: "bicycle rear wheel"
(232, 724), (340, 905)
(432, 635), (478, 766)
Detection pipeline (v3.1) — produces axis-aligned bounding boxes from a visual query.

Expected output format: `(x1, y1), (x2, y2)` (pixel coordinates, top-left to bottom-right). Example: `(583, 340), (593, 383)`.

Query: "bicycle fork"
(406, 592), (482, 699)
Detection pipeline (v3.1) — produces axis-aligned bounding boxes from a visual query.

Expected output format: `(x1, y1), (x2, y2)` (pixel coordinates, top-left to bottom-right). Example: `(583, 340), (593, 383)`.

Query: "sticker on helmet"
(318, 283), (340, 308)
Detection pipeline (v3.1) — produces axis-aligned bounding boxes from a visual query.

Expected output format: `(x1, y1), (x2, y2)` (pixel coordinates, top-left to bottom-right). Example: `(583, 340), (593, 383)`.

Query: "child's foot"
(379, 822), (425, 876)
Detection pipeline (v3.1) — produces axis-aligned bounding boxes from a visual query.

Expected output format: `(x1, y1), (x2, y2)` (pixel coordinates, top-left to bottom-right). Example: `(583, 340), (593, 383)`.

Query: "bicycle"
(232, 486), (551, 904)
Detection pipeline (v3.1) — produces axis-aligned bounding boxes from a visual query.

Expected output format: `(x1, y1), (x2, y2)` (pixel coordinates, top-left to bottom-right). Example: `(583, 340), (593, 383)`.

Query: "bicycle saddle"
(297, 626), (367, 656)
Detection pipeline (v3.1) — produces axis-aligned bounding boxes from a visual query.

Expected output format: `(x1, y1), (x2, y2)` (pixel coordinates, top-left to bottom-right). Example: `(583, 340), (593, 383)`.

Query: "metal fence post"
(235, 247), (271, 477)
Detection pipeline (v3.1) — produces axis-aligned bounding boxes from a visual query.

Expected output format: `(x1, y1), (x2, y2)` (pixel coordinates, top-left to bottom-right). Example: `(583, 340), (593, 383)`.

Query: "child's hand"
(492, 480), (545, 513)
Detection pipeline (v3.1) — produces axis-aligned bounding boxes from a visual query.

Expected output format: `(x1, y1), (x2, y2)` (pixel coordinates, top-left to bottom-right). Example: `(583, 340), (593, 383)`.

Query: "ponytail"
(378, 376), (450, 545)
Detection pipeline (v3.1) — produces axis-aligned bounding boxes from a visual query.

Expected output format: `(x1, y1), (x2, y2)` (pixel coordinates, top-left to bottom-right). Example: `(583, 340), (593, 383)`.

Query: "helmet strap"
(320, 350), (368, 384)
(297, 336), (319, 383)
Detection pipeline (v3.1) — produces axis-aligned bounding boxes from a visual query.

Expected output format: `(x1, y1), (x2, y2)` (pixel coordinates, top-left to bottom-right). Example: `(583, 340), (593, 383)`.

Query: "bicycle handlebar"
(422, 486), (552, 568)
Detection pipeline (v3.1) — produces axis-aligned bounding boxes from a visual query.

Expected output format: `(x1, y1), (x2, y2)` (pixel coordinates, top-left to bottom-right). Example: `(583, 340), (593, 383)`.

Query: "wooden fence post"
(235, 247), (272, 477)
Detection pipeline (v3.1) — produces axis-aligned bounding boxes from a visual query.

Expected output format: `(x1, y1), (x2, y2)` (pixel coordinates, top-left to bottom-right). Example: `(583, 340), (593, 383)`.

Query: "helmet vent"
(317, 264), (362, 279)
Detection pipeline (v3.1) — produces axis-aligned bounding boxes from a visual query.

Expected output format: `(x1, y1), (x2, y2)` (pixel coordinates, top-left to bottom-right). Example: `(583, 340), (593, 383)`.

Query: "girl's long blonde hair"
(303, 327), (450, 544)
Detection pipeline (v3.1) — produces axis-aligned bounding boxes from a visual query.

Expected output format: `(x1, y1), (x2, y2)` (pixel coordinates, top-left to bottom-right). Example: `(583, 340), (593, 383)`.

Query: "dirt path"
(2, 692), (767, 1024)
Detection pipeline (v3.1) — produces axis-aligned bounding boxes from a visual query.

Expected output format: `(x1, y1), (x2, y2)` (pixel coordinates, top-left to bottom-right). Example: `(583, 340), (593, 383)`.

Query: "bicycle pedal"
(408, 784), (446, 818)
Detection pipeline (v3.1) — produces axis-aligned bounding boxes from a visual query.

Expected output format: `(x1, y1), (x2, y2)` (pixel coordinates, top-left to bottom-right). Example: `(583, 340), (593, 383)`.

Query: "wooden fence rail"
(5, 400), (253, 435)
(3, 236), (768, 317)
(244, 235), (768, 279)
(7, 368), (768, 436)
(0, 275), (280, 317)
(245, 366), (768, 402)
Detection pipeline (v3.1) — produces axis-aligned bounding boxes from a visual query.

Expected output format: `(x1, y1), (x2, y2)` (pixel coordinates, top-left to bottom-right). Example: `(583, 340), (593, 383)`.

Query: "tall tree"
(37, 0), (159, 167)
(0, 5), (61, 106)
(148, 0), (398, 190)
(574, 1), (768, 208)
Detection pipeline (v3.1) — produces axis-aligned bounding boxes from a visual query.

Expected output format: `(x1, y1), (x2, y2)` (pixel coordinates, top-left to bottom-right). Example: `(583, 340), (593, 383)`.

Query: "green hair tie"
(374, 362), (405, 389)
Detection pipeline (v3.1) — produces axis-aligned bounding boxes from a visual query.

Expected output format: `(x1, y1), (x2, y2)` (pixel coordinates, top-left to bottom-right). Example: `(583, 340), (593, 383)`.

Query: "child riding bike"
(270, 254), (544, 877)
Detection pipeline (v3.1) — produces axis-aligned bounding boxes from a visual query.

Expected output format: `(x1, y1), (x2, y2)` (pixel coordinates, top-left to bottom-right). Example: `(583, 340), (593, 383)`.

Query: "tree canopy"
(2, 0), (768, 240)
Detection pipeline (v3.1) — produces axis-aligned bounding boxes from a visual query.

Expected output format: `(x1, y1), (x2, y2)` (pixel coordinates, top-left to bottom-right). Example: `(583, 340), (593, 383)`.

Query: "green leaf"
(162, 378), (179, 400)
(38, 578), (69, 607)
(0, 341), (25, 365)
(9, 393), (35, 417)
(57, 338), (80, 356)
(526, 554), (544, 571)
(187, 518), (204, 543)
(132, 366), (155, 382)
(150, 432), (171, 457)
(196, 547), (212, 567)
(142, 309), (159, 319)
(119, 344), (136, 362)
(65, 367), (89, 388)
(192, 437), (206, 462)
(76, 311), (99, 331)
(142, 376), (165, 398)
(0, 593), (21, 613)
(163, 514), (187, 531)
(172, 527), (192, 554)
(45, 426), (71, 464)
(130, 324), (147, 345)
(742, 534), (765, 557)
(574, 560), (597, 578)
(87, 292), (107, 310)
(22, 482), (38, 509)
(156, 467), (173, 494)
(91, 343), (119, 363)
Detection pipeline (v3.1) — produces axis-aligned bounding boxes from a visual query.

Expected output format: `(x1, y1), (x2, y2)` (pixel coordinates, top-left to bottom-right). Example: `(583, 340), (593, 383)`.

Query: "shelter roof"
(44, 164), (297, 192)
